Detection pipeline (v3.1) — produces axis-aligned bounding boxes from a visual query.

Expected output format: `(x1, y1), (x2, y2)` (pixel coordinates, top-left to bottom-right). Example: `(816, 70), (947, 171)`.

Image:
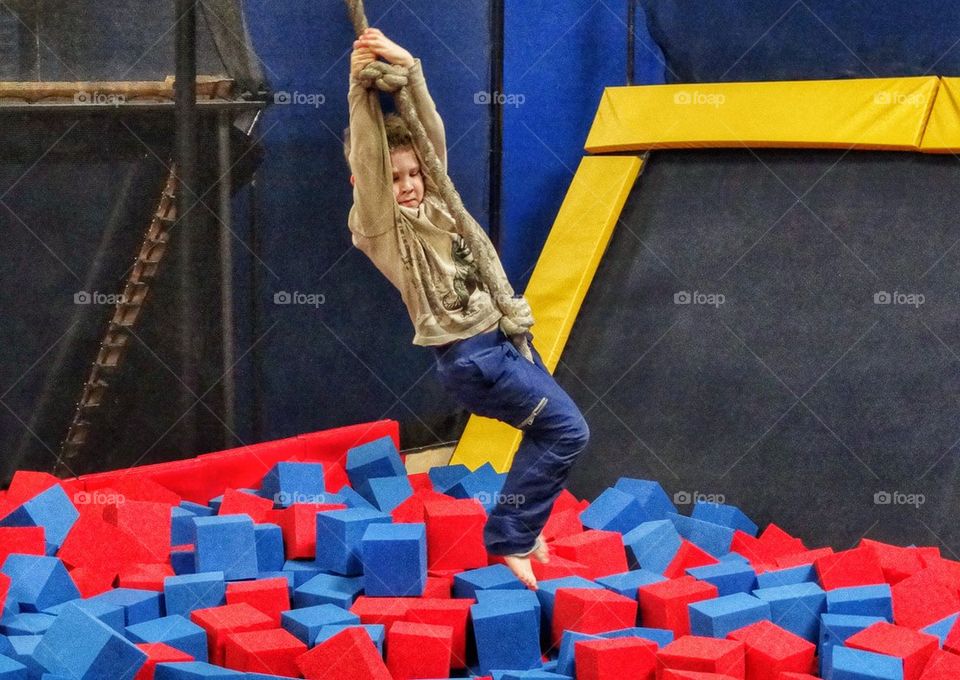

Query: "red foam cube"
(422, 575), (452, 598)
(657, 635), (746, 678)
(814, 547), (885, 590)
(134, 642), (193, 680)
(552, 588), (638, 645)
(551, 530), (629, 580)
(920, 648), (960, 679)
(107, 476), (181, 505)
(423, 499), (488, 570)
(575, 636), (658, 680)
(117, 563), (174, 591)
(296, 626), (391, 680)
(218, 489), (274, 524)
(350, 596), (413, 632)
(68, 565), (117, 598)
(402, 598), (473, 669)
(662, 672), (740, 680)
(846, 621), (938, 680)
(226, 577), (290, 626)
(190, 602), (274, 665)
(726, 620), (816, 680)
(639, 576), (719, 637)
(59, 513), (151, 573)
(775, 548), (834, 570)
(223, 627), (307, 677)
(386, 621), (454, 680)
(542, 507), (585, 543)
(103, 499), (172, 563)
(528, 554), (592, 581)
(663, 540), (719, 579)
(0, 527), (45, 565)
(757, 525), (806, 557)
(893, 567), (960, 629)
(860, 539), (925, 584)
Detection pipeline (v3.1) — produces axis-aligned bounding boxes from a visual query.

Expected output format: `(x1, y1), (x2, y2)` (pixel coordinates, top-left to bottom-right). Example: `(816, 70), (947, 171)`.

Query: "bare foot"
(531, 535), (550, 564)
(503, 553), (538, 590)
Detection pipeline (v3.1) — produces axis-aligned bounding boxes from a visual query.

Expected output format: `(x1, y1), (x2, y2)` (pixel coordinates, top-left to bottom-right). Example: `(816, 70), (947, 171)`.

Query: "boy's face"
(390, 146), (424, 209)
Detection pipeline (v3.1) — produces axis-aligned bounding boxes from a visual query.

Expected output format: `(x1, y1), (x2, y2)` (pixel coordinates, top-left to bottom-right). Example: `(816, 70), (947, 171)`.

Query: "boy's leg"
(434, 331), (590, 556)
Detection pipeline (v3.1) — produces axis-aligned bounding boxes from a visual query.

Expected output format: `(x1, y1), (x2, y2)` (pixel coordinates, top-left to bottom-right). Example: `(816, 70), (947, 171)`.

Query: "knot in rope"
(358, 61), (409, 93)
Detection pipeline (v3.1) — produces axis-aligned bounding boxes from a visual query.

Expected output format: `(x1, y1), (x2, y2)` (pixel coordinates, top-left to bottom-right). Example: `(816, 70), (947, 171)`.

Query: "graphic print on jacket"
(443, 233), (486, 312)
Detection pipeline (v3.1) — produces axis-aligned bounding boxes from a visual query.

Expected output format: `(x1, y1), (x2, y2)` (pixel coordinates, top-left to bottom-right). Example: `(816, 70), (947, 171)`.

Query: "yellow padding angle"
(451, 155), (642, 473)
(921, 77), (960, 153)
(585, 77), (939, 153)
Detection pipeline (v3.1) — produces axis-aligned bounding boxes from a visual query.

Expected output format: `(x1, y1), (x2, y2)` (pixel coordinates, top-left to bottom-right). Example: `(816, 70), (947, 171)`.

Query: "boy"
(346, 28), (590, 589)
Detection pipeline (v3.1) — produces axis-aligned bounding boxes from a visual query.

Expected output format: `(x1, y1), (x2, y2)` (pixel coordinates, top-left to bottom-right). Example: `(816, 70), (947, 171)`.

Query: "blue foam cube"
(154, 661), (243, 679)
(580, 488), (647, 534)
(445, 463), (506, 511)
(667, 513), (734, 558)
(0, 612), (54, 636)
(260, 462), (325, 508)
(687, 560), (757, 596)
(88, 588), (162, 626)
(753, 581), (826, 641)
(313, 623), (385, 653)
(826, 584), (893, 621)
(2, 555), (79, 613)
(179, 501), (214, 517)
(612, 478), (677, 521)
(355, 476), (413, 513)
(471, 601), (541, 675)
(0, 654), (26, 679)
(453, 564), (525, 600)
(0, 486), (78, 551)
(42, 599), (125, 634)
(360, 523), (427, 597)
(281, 603), (359, 646)
(34, 603), (147, 679)
(314, 507), (391, 576)
(254, 523), (285, 572)
(6, 636), (44, 678)
(475, 590), (542, 623)
(193, 515), (258, 580)
(427, 464), (470, 494)
(622, 520), (682, 573)
(293, 573), (363, 610)
(345, 436), (405, 489)
(819, 613), (886, 677)
(334, 485), (375, 510)
(163, 572), (225, 618)
(126, 614), (209, 663)
(596, 569), (666, 599)
(281, 559), (327, 588)
(756, 564), (816, 589)
(171, 507), (197, 546)
(830, 646), (903, 679)
(692, 501), (759, 536)
(171, 548), (196, 575)
(689, 592), (771, 638)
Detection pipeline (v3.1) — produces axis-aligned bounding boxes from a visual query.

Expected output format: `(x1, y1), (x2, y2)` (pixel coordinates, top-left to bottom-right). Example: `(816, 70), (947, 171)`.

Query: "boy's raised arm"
(347, 49), (399, 239)
(406, 58), (447, 172)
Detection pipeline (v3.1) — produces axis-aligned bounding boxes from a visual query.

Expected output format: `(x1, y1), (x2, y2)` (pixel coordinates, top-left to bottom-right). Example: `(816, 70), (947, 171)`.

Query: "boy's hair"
(343, 113), (415, 165)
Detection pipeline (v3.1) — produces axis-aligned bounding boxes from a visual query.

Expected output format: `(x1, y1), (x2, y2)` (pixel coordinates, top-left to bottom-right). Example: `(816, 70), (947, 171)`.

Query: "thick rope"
(345, 0), (535, 362)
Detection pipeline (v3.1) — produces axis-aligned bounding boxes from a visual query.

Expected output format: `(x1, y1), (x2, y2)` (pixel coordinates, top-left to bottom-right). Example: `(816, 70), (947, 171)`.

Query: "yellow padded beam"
(585, 77), (939, 153)
(921, 77), (960, 153)
(451, 155), (642, 472)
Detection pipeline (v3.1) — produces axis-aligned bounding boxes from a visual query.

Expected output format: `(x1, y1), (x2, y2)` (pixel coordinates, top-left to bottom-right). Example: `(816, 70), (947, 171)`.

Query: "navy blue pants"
(432, 327), (590, 556)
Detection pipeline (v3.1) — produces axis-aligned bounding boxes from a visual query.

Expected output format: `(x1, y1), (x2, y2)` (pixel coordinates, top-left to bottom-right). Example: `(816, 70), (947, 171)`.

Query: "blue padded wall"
(501, 1), (664, 290)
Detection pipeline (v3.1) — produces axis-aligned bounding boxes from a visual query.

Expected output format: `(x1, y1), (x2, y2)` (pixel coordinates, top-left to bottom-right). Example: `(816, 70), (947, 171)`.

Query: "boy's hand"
(356, 27), (414, 68)
(350, 45), (375, 80)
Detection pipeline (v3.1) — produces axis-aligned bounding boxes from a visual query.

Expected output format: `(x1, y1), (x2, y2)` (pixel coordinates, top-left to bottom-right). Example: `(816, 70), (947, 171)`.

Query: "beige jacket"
(347, 59), (503, 346)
